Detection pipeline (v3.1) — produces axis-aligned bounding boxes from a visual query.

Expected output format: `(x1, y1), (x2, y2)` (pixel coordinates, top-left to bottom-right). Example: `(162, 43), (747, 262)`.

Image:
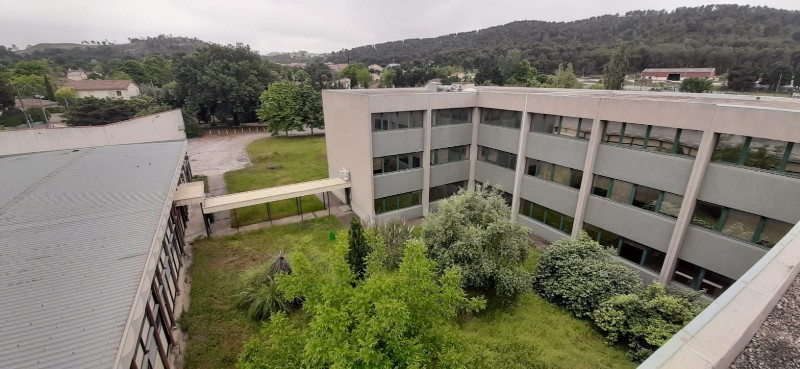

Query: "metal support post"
(233, 209), (240, 233)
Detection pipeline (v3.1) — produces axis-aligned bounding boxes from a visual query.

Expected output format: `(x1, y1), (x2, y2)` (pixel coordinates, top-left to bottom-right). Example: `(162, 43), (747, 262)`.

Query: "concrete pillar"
(658, 128), (716, 284)
(421, 107), (433, 215)
(571, 100), (604, 237)
(467, 106), (480, 187)
(510, 95), (531, 220)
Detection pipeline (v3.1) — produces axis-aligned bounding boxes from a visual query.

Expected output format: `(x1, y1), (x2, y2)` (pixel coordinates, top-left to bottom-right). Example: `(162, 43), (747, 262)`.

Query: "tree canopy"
(604, 46), (628, 90)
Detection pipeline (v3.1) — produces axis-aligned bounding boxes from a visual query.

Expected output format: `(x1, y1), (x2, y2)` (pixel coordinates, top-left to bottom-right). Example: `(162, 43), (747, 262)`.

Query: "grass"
(184, 221), (635, 369)
(224, 135), (328, 227)
(182, 216), (343, 369)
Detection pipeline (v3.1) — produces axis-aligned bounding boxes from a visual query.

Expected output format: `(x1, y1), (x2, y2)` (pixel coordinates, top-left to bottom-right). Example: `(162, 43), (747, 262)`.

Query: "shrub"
(234, 255), (294, 321)
(365, 221), (415, 270)
(422, 185), (532, 305)
(45, 106), (66, 114)
(532, 232), (643, 318)
(679, 78), (713, 93)
(592, 283), (705, 361)
(347, 217), (370, 279)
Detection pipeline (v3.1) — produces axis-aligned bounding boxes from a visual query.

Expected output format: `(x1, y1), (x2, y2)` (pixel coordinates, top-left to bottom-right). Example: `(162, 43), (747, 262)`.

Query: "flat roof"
(203, 177), (350, 214)
(0, 140), (185, 368)
(326, 87), (800, 111)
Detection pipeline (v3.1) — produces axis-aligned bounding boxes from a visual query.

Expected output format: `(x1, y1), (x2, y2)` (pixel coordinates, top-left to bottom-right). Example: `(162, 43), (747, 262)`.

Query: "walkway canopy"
(173, 181), (206, 206)
(202, 177), (351, 214)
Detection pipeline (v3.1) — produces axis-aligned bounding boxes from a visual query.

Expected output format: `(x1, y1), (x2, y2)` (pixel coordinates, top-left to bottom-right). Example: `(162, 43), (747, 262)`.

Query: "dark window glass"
(619, 240), (645, 265)
(482, 109), (521, 129)
(562, 215), (574, 233)
(410, 111), (424, 128)
(429, 181), (467, 202)
(744, 137), (785, 171)
(372, 111), (423, 131)
(383, 156), (398, 173)
(673, 259), (702, 289)
(373, 158), (382, 175)
(578, 118), (592, 140)
(659, 192), (683, 218)
(398, 154), (410, 170)
(398, 192), (412, 208)
(598, 228), (621, 249)
(720, 209), (760, 243)
(569, 169), (583, 189)
(497, 151), (510, 168)
(545, 209), (563, 229)
(583, 223), (601, 242)
(643, 249), (666, 272)
(531, 203), (546, 222)
(520, 199), (533, 217)
(526, 158), (539, 176)
(411, 191), (421, 205)
(646, 126), (677, 153)
(712, 134), (746, 164)
(758, 218), (793, 248)
(609, 179), (634, 204)
(384, 196), (399, 212)
(552, 166), (572, 186)
(691, 201), (723, 229)
(677, 129), (703, 157)
(376, 191), (422, 214)
(433, 108), (471, 126)
(537, 162), (554, 180)
(592, 175), (612, 197)
(558, 116), (581, 138)
(531, 113), (558, 133)
(786, 143), (800, 177)
(396, 112), (410, 129)
(632, 185), (660, 212)
(700, 270), (734, 298)
(411, 152), (422, 168)
(603, 121), (624, 143)
(623, 123), (648, 148)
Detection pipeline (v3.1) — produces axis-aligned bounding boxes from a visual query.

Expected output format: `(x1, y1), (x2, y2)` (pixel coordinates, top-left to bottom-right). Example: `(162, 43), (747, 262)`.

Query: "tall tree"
(173, 43), (279, 123)
(298, 84), (323, 134)
(43, 75), (56, 101)
(727, 66), (759, 91)
(339, 63), (370, 88)
(304, 60), (333, 90)
(553, 63), (580, 88)
(347, 217), (369, 280)
(257, 81), (303, 136)
(762, 63), (793, 91)
(0, 77), (14, 111)
(604, 46), (628, 90)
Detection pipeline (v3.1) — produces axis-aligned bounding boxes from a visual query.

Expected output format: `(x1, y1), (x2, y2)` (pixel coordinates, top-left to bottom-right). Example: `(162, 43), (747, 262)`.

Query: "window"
(592, 175), (612, 197)
(609, 179), (634, 204)
(552, 165), (572, 186)
(602, 121), (700, 157)
(374, 190), (422, 214)
(785, 143), (800, 177)
(478, 146), (517, 170)
(371, 111), (424, 131)
(619, 240), (646, 265)
(646, 126), (678, 153)
(116, 90), (122, 97)
(713, 135), (800, 176)
(758, 218), (794, 248)
(712, 134), (746, 164)
(593, 175), (683, 218)
(659, 192), (683, 218)
(720, 208), (760, 243)
(691, 201), (792, 249)
(530, 114), (559, 134)
(672, 259), (734, 298)
(603, 121), (624, 144)
(431, 145), (469, 165)
(481, 108), (521, 129)
(691, 201), (724, 230)
(430, 181), (468, 202)
(537, 161), (554, 180)
(433, 108), (471, 126)
(744, 137), (785, 171)
(525, 158), (582, 189)
(584, 222), (664, 272)
(622, 123), (647, 148)
(632, 185), (660, 212)
(520, 199), (573, 234)
(557, 117), (581, 138)
(569, 169), (584, 189)
(531, 114), (592, 140)
(373, 152), (422, 175)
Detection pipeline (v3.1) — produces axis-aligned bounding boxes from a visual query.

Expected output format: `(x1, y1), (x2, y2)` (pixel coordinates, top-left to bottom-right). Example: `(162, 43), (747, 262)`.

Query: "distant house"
(387, 63), (400, 68)
(641, 68), (715, 81)
(337, 77), (351, 89)
(326, 63), (349, 73)
(66, 69), (88, 81)
(64, 79), (140, 100)
(368, 64), (383, 72)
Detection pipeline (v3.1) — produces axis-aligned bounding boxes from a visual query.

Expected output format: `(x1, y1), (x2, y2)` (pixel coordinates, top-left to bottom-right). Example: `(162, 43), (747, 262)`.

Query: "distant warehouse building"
(0, 110), (200, 369)
(641, 67), (715, 81)
(322, 87), (800, 300)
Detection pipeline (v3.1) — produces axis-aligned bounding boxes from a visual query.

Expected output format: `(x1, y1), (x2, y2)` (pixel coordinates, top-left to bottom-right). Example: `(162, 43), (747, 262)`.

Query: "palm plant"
(234, 254), (294, 321)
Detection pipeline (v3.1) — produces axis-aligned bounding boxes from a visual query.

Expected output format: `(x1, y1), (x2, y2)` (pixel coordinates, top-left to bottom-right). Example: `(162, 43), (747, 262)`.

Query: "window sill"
(476, 160), (516, 171)
(528, 131), (589, 142)
(479, 123), (521, 131)
(373, 168), (423, 177)
(372, 127), (423, 133)
(600, 142), (696, 160)
(708, 161), (800, 180)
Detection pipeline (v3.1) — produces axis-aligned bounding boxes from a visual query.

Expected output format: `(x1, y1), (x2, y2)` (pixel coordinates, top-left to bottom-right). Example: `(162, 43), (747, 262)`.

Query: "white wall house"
(64, 79), (141, 100)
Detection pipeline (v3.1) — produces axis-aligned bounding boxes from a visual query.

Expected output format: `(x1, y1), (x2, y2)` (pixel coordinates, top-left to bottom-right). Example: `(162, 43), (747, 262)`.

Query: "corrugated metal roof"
(0, 141), (185, 369)
(641, 68), (715, 73)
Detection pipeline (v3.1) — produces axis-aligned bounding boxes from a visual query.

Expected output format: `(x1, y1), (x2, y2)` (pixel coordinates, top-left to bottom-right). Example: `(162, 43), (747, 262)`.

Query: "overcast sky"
(2, 0), (799, 54)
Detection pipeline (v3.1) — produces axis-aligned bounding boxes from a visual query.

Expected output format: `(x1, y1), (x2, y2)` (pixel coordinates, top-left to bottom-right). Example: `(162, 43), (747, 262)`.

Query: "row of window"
(526, 158), (583, 190)
(478, 146), (518, 170)
(691, 201), (793, 248)
(712, 134), (800, 177)
(520, 199), (575, 234)
(602, 121), (703, 158)
(374, 190), (422, 214)
(373, 152), (423, 175)
(672, 259), (735, 298)
(433, 108), (472, 126)
(430, 181), (468, 202)
(583, 222), (666, 274)
(372, 111), (424, 131)
(531, 114), (593, 140)
(592, 175), (683, 218)
(481, 108), (522, 129)
(431, 145), (470, 165)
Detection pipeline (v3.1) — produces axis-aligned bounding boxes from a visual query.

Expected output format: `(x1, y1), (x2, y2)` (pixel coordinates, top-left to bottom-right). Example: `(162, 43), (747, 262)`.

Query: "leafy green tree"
(727, 66), (759, 91)
(593, 283), (705, 361)
(604, 46), (628, 90)
(679, 78), (713, 93)
(532, 232), (643, 318)
(347, 217), (370, 279)
(9, 60), (51, 78)
(498, 49), (523, 81)
(114, 60), (148, 84)
(235, 255), (295, 321)
(762, 63), (793, 90)
(553, 63), (580, 88)
(173, 43), (279, 123)
(108, 71), (133, 80)
(9, 75), (46, 97)
(365, 221), (415, 270)
(0, 77), (14, 111)
(298, 84), (323, 134)
(506, 60), (539, 87)
(304, 60), (333, 90)
(238, 237), (485, 369)
(422, 185), (532, 304)
(140, 55), (173, 86)
(339, 63), (370, 88)
(379, 68), (396, 87)
(356, 68), (372, 88)
(182, 110), (203, 138)
(43, 75), (55, 101)
(257, 81), (303, 135)
(63, 97), (139, 126)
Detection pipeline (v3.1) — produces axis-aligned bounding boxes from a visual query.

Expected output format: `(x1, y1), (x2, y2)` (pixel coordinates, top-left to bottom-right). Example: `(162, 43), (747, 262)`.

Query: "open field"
(224, 135), (328, 227)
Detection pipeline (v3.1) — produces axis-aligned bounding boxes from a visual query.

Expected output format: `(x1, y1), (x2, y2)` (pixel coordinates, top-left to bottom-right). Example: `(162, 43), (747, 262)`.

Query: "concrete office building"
(0, 110), (197, 369)
(322, 87), (800, 299)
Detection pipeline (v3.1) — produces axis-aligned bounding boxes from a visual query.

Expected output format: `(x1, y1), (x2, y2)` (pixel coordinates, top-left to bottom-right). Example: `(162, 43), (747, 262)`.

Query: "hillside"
(327, 5), (800, 75)
(4, 36), (207, 65)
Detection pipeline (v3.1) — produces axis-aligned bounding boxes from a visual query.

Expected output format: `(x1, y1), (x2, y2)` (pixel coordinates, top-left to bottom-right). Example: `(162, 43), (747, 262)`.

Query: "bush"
(532, 232), (643, 318)
(365, 221), (415, 270)
(234, 255), (294, 321)
(422, 185), (532, 305)
(46, 106), (66, 114)
(679, 78), (713, 93)
(592, 283), (705, 361)
(347, 217), (370, 279)
(0, 108), (49, 127)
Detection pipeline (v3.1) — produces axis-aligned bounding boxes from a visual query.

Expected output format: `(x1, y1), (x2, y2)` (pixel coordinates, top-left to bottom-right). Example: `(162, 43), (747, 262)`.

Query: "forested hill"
(327, 5), (800, 75)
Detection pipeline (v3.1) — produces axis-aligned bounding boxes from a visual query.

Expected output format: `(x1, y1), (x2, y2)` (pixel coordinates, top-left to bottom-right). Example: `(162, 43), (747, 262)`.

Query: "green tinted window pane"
(618, 240), (645, 264)
(384, 196), (399, 212)
(758, 218), (793, 248)
(632, 185), (659, 212)
(521, 200), (533, 217)
(659, 192), (683, 218)
(744, 137), (785, 171)
(545, 210), (562, 229)
(374, 199), (384, 214)
(583, 223), (601, 242)
(537, 162), (554, 181)
(569, 169), (583, 189)
(599, 229), (621, 249)
(643, 249), (665, 272)
(373, 158), (382, 175)
(552, 166), (572, 186)
(398, 193), (412, 208)
(411, 191), (421, 205)
(531, 203), (546, 222)
(672, 259), (702, 289)
(720, 208), (760, 242)
(592, 175), (612, 197)
(609, 180), (634, 204)
(712, 134), (746, 164)
(562, 215), (574, 233)
(691, 201), (723, 229)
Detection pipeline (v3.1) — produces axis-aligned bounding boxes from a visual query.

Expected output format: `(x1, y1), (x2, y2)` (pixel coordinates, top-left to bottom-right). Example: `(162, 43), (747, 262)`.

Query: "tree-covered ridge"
(328, 5), (800, 75)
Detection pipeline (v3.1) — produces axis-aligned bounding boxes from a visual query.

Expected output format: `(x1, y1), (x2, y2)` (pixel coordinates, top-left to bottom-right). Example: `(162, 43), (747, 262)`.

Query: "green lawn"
(182, 216), (343, 369)
(183, 218), (635, 369)
(224, 135), (328, 227)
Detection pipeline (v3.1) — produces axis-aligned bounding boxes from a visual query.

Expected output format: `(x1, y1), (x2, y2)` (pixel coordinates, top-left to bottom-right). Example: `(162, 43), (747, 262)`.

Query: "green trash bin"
(329, 232), (335, 241)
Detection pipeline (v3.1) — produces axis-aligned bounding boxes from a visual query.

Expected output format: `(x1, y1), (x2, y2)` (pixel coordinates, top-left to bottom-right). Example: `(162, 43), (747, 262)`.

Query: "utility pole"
(15, 88), (32, 129)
